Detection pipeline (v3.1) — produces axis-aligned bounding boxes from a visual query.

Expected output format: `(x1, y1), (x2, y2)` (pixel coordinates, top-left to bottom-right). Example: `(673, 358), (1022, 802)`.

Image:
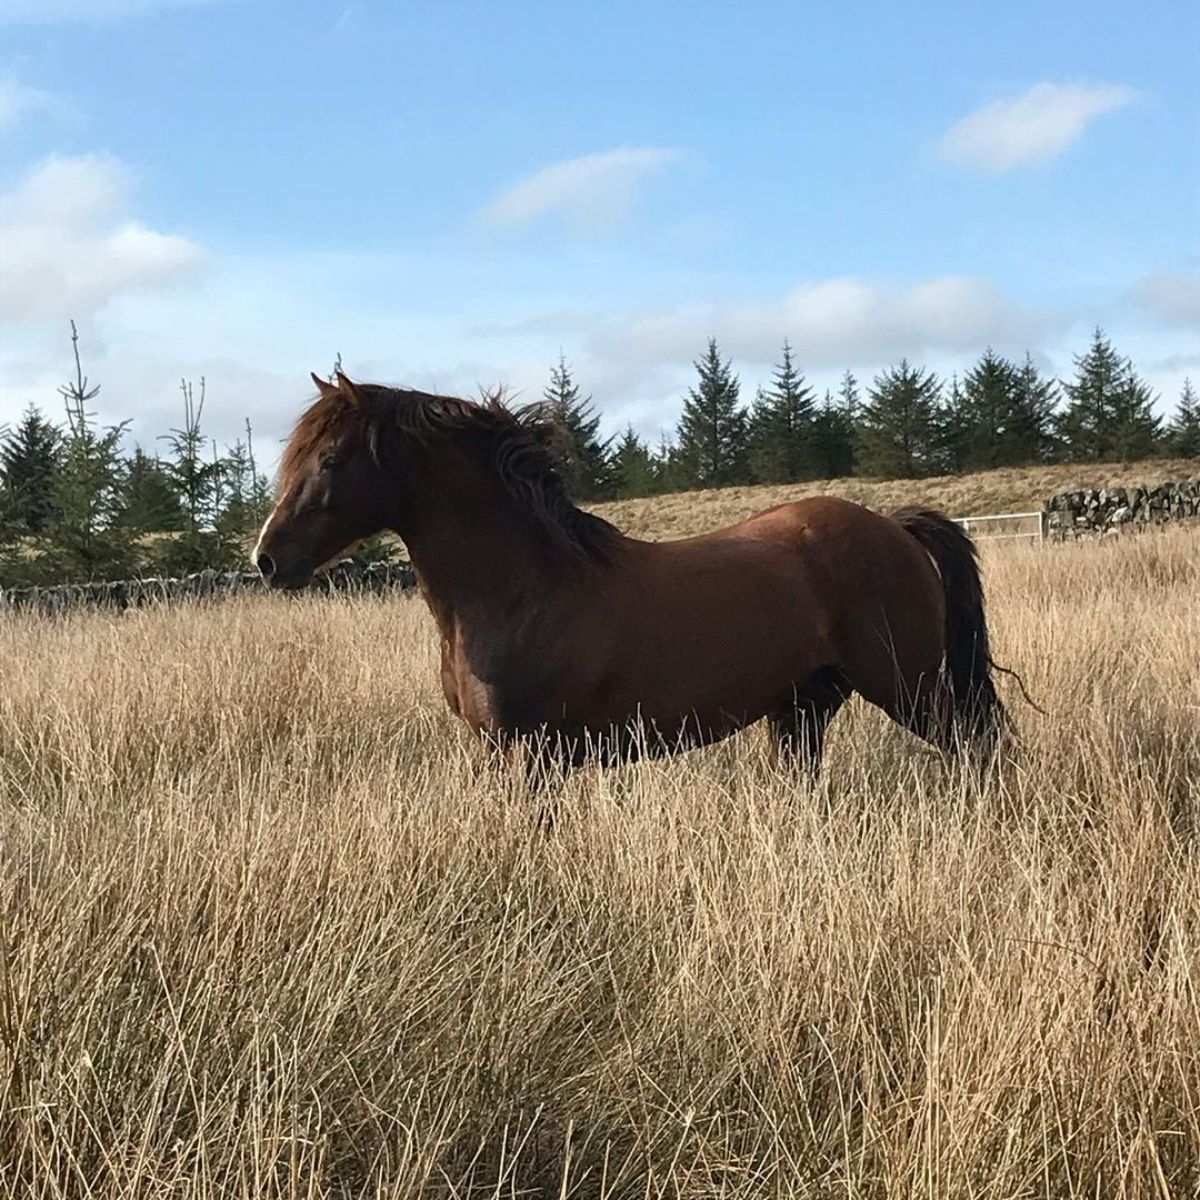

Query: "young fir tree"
(0, 404), (61, 533)
(857, 359), (943, 478)
(609, 426), (660, 498)
(542, 354), (612, 501)
(1056, 328), (1155, 462)
(162, 379), (224, 535)
(1167, 378), (1200, 457)
(122, 447), (184, 533)
(674, 338), (750, 488)
(811, 388), (857, 478)
(217, 437), (261, 538)
(244, 418), (273, 524)
(43, 322), (134, 581)
(747, 340), (816, 484)
(157, 378), (227, 573)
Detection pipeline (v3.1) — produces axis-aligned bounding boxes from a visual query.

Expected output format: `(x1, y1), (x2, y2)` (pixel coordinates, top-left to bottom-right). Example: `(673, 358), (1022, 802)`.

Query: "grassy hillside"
(589, 455), (1200, 541)
(1, 526), (1198, 1196)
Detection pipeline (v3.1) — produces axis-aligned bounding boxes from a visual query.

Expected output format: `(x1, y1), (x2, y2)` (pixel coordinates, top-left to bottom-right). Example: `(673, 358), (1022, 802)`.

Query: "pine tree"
(122, 447), (184, 533)
(1167, 378), (1200, 457)
(857, 360), (943, 478)
(675, 339), (750, 488)
(0, 437), (24, 586)
(838, 371), (860, 424)
(747, 340), (816, 484)
(1109, 362), (1162, 461)
(0, 404), (61, 533)
(653, 432), (690, 494)
(838, 371), (859, 475)
(953, 350), (1015, 471)
(542, 354), (612, 501)
(936, 372), (970, 474)
(609, 427), (660, 498)
(1009, 354), (1060, 463)
(811, 389), (856, 478)
(941, 349), (1058, 471)
(1057, 329), (1156, 462)
(44, 322), (134, 581)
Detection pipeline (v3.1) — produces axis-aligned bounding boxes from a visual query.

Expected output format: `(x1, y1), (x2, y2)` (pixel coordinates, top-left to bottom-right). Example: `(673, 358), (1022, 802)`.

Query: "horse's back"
(713, 495), (948, 707)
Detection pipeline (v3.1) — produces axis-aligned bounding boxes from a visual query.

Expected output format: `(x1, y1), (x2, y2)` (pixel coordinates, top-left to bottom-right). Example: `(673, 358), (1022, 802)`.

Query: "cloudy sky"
(0, 0), (1196, 467)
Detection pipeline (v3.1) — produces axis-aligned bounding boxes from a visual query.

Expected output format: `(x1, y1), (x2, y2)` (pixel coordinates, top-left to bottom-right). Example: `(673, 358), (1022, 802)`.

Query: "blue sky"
(1, 0), (1197, 464)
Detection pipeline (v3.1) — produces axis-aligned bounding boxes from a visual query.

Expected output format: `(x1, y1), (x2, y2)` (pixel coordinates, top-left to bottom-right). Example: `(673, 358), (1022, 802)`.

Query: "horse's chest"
(438, 623), (566, 737)
(438, 631), (483, 723)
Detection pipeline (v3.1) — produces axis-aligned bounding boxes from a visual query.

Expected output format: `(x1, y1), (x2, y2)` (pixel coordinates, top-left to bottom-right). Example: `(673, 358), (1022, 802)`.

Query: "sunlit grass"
(0, 525), (1197, 1198)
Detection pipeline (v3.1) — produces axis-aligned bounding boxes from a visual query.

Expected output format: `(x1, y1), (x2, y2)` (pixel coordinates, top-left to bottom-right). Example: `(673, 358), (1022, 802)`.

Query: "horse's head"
(254, 372), (392, 589)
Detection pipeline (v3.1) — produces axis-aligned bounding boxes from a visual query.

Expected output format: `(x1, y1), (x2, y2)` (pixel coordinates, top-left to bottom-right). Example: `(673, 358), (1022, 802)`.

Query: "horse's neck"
(395, 482), (563, 637)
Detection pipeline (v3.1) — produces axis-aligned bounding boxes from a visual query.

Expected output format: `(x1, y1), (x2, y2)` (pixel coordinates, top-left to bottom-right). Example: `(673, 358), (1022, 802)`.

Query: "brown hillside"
(588, 456), (1200, 542)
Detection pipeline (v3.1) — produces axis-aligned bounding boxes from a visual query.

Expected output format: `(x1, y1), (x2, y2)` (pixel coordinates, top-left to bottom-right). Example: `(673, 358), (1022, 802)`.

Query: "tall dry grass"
(0, 526), (1198, 1198)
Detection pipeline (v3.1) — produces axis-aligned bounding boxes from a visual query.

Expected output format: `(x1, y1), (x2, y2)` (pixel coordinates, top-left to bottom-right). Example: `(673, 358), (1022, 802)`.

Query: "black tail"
(892, 507), (1007, 754)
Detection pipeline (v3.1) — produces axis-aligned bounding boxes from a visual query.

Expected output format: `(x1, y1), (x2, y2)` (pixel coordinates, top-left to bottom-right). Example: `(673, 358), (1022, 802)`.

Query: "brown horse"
(255, 372), (1006, 776)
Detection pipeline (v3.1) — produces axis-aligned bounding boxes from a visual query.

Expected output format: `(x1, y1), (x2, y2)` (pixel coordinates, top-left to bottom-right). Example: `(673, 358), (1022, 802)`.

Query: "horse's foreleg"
(501, 733), (574, 833)
(769, 668), (847, 777)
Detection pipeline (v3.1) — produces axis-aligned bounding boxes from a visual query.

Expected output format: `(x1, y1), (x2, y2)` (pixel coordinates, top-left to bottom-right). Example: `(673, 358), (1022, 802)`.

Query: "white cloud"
(479, 147), (686, 234)
(1129, 272), (1200, 331)
(939, 82), (1138, 173)
(0, 75), (55, 132)
(0, 0), (222, 20)
(6, 239), (1192, 467)
(588, 275), (1054, 373)
(0, 153), (203, 323)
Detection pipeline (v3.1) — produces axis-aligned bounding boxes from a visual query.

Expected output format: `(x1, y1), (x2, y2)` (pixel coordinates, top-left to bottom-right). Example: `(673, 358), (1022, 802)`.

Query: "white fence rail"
(952, 510), (1046, 543)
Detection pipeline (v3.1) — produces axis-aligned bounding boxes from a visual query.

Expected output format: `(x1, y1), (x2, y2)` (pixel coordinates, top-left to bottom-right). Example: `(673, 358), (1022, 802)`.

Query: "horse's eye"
(318, 453), (337, 472)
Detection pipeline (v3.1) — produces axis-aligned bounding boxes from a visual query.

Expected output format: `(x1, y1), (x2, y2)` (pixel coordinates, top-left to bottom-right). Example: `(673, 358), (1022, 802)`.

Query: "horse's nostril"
(256, 552), (276, 580)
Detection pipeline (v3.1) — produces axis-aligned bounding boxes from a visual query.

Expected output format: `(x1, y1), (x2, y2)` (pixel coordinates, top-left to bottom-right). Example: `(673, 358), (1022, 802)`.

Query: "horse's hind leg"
(882, 673), (954, 752)
(894, 677), (1008, 767)
(769, 667), (847, 777)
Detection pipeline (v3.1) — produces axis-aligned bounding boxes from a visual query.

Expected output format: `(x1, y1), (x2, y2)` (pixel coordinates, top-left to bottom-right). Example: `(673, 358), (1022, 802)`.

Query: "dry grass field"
(1, 518), (1198, 1197)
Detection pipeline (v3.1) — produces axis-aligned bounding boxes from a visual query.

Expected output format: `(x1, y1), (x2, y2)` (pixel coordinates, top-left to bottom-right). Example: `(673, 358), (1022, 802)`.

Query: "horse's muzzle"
(256, 553), (312, 591)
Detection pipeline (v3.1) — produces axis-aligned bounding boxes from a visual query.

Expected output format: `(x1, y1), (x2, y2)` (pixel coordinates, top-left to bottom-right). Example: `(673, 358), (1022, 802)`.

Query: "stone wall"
(0, 561), (417, 617)
(1045, 480), (1199, 539)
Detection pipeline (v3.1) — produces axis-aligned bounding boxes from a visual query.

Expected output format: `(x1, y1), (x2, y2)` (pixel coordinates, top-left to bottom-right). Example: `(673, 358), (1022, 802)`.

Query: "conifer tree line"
(0, 324), (274, 588)
(545, 329), (1199, 501)
(1, 325), (1197, 588)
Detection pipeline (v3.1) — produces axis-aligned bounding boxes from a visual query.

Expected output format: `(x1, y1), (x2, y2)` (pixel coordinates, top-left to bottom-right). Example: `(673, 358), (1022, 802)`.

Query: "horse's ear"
(335, 370), (363, 409)
(310, 372), (338, 398)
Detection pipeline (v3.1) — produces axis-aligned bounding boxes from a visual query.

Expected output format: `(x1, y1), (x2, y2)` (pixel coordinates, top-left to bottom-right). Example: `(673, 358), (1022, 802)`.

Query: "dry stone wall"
(1045, 480), (1199, 539)
(0, 561), (417, 617)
